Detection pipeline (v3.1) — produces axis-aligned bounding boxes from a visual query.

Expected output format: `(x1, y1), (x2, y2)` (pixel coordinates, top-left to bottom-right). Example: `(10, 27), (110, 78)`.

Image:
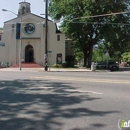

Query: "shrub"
(122, 52), (130, 63)
(62, 61), (67, 68)
(52, 64), (60, 68)
(66, 61), (75, 67)
(5, 62), (10, 67)
(65, 55), (75, 67)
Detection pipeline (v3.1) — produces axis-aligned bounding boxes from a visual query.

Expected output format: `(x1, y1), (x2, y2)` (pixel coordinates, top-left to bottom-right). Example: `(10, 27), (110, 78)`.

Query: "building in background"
(0, 1), (65, 66)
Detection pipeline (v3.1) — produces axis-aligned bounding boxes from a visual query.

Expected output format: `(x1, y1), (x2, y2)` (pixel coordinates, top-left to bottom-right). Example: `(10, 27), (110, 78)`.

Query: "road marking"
(29, 86), (54, 89)
(27, 86), (103, 95)
(30, 76), (130, 84)
(65, 89), (103, 95)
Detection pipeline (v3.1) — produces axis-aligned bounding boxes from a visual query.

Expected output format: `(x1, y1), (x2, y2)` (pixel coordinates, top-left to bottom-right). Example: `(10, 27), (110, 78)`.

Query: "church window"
(65, 42), (68, 49)
(57, 35), (60, 41)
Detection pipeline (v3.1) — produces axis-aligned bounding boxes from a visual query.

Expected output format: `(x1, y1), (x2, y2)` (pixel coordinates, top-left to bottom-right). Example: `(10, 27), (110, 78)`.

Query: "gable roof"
(4, 13), (52, 23)
(3, 13), (62, 33)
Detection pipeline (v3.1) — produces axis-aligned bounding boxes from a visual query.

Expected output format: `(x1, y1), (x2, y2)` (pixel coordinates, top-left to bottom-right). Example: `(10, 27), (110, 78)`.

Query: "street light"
(2, 9), (22, 70)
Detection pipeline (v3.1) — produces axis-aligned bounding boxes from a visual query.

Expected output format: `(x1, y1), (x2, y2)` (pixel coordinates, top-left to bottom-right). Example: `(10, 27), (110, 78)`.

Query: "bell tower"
(18, 1), (31, 16)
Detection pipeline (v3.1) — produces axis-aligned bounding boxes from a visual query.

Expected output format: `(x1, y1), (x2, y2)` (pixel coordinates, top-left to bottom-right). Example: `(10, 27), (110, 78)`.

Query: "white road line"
(27, 86), (103, 95)
(65, 89), (103, 95)
(30, 76), (130, 84)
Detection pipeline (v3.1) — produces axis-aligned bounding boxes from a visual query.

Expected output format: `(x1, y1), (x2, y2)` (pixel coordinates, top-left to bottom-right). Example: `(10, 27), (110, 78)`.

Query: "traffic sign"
(47, 50), (52, 53)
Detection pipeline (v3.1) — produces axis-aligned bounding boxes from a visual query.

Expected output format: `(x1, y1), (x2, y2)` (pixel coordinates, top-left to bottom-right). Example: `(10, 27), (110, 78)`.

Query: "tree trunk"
(83, 51), (87, 67)
(88, 44), (93, 68)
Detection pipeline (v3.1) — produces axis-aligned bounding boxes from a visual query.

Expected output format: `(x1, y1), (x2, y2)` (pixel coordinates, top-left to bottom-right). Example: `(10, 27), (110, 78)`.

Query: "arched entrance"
(25, 45), (34, 62)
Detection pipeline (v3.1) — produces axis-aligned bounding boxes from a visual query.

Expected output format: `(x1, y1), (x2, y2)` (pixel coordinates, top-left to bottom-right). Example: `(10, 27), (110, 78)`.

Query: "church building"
(0, 1), (65, 67)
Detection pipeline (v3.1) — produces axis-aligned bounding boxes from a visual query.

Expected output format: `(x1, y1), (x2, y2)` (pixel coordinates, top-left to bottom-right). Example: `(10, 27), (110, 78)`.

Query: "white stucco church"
(0, 1), (66, 67)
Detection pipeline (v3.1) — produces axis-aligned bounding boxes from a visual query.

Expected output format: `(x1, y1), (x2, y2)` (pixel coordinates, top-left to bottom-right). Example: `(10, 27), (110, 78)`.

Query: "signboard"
(47, 50), (52, 53)
(57, 53), (62, 64)
(0, 42), (5, 47)
(16, 23), (21, 39)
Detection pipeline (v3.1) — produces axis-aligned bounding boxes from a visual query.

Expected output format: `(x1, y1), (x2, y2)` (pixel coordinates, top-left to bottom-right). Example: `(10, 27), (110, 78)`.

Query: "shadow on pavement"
(119, 67), (130, 72)
(0, 79), (119, 130)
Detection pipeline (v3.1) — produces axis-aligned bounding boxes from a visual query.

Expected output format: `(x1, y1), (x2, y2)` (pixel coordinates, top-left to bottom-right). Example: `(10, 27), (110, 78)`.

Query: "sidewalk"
(3, 67), (130, 72)
(0, 67), (94, 72)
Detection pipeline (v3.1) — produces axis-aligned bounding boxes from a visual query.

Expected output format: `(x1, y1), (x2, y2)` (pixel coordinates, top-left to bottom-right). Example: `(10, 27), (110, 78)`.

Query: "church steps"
(10, 63), (43, 68)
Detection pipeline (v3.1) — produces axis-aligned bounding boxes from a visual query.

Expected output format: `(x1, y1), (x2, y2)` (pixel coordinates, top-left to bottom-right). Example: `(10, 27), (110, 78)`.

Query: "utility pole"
(19, 16), (22, 70)
(44, 0), (48, 71)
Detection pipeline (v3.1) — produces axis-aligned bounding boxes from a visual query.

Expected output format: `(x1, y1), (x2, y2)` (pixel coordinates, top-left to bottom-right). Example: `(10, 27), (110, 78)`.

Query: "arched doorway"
(25, 45), (34, 62)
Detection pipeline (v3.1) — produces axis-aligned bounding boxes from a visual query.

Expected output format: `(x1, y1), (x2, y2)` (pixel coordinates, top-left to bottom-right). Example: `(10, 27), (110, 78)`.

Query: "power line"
(67, 21), (130, 26)
(70, 10), (130, 21)
(2, 10), (130, 32)
(2, 21), (130, 33)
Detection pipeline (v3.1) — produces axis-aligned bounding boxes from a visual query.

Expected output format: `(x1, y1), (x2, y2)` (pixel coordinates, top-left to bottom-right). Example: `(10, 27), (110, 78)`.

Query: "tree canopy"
(49, 0), (130, 67)
(122, 52), (130, 62)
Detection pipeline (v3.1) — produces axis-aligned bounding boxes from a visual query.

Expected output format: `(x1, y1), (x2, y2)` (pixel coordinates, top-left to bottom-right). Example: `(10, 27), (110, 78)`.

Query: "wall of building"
(0, 30), (7, 63)
(0, 13), (65, 66)
(2, 18), (20, 65)
(47, 21), (65, 65)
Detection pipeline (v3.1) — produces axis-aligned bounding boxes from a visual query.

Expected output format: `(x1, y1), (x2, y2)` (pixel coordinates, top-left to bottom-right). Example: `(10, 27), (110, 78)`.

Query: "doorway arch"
(25, 45), (34, 62)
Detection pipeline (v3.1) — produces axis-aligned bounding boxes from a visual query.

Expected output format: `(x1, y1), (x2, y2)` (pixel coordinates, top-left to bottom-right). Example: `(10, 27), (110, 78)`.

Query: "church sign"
(56, 53), (62, 64)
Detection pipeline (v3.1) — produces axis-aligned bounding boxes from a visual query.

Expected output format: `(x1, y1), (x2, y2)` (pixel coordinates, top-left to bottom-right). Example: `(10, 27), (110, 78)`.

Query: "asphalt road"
(0, 71), (130, 130)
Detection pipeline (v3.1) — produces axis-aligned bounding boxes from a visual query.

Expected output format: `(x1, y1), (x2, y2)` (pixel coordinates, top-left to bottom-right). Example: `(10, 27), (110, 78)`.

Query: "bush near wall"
(65, 55), (75, 67)
(0, 62), (10, 68)
(52, 64), (61, 68)
(62, 61), (67, 68)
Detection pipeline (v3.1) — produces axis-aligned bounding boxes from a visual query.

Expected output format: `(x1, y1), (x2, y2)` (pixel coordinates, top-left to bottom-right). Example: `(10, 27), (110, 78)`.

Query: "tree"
(92, 44), (109, 62)
(75, 50), (84, 63)
(101, 23), (130, 61)
(49, 0), (130, 67)
(122, 52), (130, 63)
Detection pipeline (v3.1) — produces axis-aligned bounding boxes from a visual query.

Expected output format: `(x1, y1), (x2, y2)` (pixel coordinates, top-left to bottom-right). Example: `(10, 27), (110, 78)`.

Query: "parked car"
(107, 60), (119, 71)
(96, 62), (106, 69)
(95, 60), (119, 71)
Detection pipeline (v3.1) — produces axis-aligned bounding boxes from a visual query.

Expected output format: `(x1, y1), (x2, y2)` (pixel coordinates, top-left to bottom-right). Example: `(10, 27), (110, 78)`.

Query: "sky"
(0, 0), (46, 28)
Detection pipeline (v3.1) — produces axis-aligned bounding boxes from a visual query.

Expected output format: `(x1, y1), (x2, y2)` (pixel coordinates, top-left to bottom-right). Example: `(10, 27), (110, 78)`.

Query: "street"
(0, 70), (130, 130)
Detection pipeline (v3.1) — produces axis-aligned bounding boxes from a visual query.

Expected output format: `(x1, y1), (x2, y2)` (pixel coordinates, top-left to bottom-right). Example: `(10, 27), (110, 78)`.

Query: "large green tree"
(92, 44), (109, 62)
(122, 52), (130, 62)
(101, 24), (130, 61)
(49, 0), (130, 67)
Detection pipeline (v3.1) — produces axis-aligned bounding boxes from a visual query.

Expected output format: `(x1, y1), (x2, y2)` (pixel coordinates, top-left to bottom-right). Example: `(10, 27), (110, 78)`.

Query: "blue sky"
(0, 0), (46, 28)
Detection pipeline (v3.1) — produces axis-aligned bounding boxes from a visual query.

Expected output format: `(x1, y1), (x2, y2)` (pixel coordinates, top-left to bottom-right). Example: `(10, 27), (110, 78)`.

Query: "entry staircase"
(11, 62), (43, 68)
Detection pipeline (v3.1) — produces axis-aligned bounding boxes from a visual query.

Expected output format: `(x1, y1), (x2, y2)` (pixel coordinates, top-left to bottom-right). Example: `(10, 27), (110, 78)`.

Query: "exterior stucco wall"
(0, 24), (17, 64)
(22, 17), (43, 38)
(0, 13), (65, 66)
(47, 21), (65, 66)
(21, 39), (42, 65)
(0, 31), (6, 63)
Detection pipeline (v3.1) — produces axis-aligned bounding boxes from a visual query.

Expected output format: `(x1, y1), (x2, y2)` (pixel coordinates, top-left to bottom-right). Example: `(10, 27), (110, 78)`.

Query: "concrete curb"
(0, 68), (125, 72)
(0, 68), (108, 72)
